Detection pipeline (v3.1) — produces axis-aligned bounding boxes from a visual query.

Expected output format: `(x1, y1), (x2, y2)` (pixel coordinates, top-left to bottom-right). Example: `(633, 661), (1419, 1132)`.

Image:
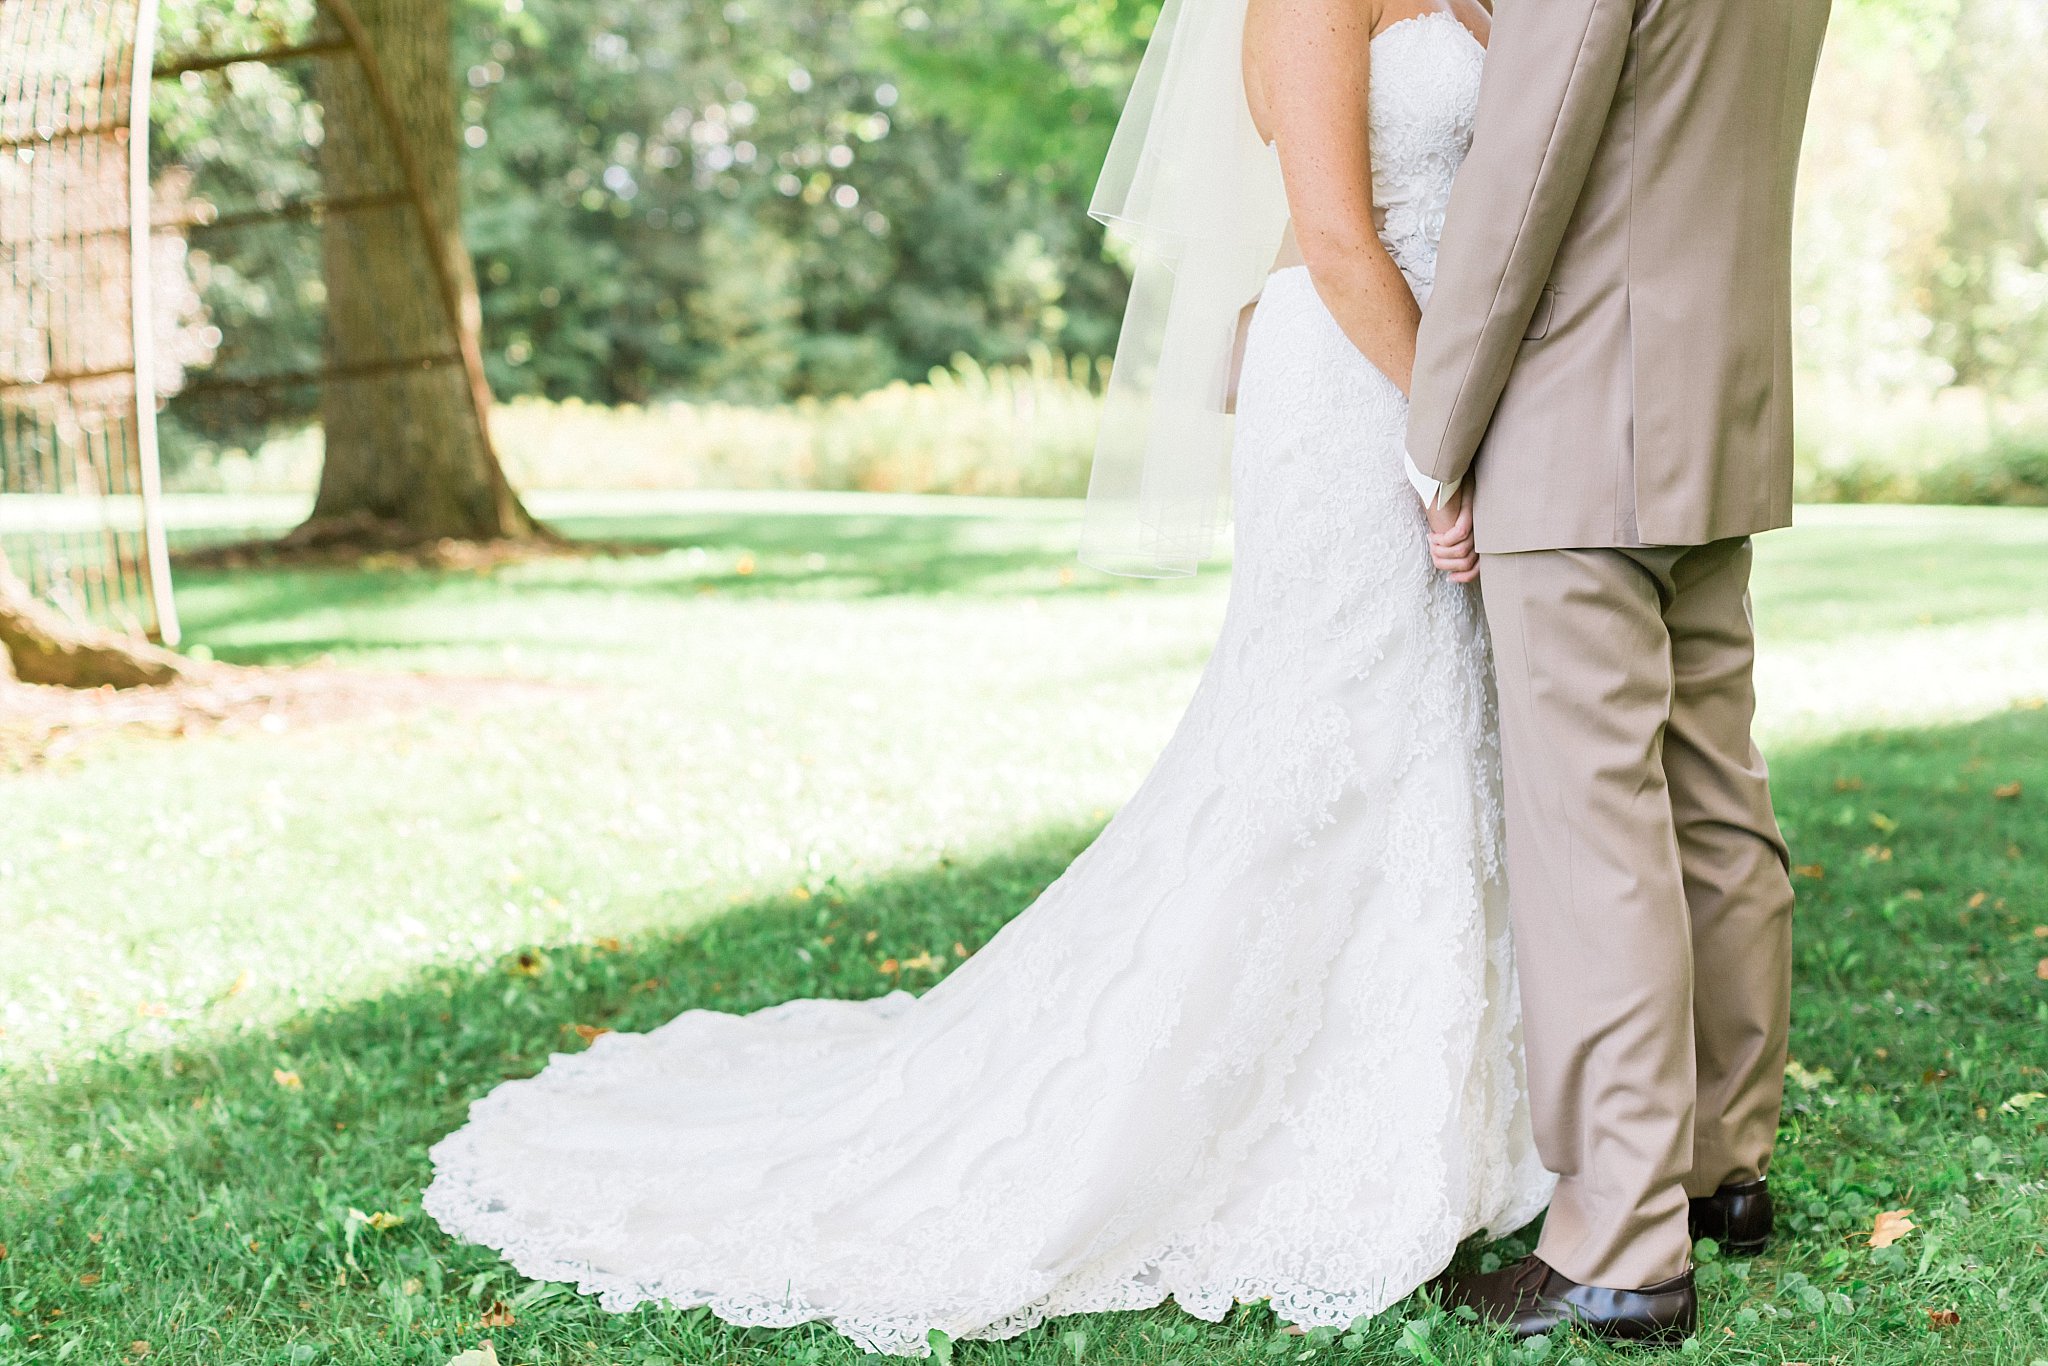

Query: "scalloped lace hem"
(422, 1173), (1550, 1357)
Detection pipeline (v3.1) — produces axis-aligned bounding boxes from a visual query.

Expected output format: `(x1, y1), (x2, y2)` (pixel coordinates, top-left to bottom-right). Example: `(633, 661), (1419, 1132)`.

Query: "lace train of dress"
(423, 14), (1552, 1355)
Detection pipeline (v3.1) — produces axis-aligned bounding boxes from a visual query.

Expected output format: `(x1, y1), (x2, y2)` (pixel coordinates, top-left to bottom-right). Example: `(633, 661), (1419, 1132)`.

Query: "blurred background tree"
(310, 0), (535, 542)
(1789, 0), (2048, 501)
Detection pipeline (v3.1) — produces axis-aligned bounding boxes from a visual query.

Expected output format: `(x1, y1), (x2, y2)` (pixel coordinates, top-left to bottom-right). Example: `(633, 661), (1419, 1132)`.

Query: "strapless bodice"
(1366, 11), (1485, 298)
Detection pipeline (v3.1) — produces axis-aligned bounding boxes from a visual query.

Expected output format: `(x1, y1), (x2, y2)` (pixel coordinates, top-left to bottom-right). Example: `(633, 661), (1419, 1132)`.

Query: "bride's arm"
(1244, 0), (1420, 395)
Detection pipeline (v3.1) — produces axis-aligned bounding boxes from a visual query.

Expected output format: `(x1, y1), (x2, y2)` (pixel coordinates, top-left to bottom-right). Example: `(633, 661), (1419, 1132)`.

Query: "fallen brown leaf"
(1793, 864), (1826, 880)
(78, 1273), (100, 1286)
(272, 1068), (303, 1091)
(480, 1302), (516, 1329)
(571, 1023), (612, 1044)
(1968, 891), (1988, 909)
(1926, 1308), (1960, 1329)
(1993, 781), (2023, 800)
(2037, 957), (2048, 982)
(1869, 1209), (1917, 1248)
(127, 1342), (150, 1359)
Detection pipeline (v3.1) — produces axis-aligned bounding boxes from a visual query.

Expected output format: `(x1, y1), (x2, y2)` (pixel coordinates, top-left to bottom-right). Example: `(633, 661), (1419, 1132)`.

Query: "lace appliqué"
(1370, 14), (1484, 295)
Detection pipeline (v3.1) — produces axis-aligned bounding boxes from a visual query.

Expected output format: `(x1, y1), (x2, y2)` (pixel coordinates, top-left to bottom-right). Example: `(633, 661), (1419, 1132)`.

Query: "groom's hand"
(1426, 485), (1479, 584)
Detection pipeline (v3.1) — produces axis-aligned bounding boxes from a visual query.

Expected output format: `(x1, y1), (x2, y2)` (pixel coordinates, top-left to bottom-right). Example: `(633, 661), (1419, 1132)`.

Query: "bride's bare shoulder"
(1236, 0), (1384, 88)
(1244, 0), (1381, 144)
(1245, 0), (1381, 48)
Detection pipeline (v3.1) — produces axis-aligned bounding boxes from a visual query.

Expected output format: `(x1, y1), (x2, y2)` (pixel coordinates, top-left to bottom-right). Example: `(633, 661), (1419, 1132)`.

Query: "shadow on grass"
(535, 510), (1185, 600)
(171, 566), (467, 642)
(165, 509), (1209, 669)
(0, 824), (1113, 1365)
(4, 709), (2046, 1364)
(168, 508), (1192, 633)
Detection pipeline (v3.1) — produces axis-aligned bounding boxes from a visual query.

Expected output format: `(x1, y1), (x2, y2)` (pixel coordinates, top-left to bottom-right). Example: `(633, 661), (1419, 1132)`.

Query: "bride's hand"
(1426, 486), (1479, 584)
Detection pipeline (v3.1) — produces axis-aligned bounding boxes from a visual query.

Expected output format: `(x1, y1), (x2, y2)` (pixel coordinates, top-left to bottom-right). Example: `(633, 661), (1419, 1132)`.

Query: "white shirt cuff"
(1405, 452), (1462, 510)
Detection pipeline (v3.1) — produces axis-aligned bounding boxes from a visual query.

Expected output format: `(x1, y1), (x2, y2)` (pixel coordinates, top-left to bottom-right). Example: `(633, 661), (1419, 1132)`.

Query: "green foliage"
(149, 0), (329, 447)
(875, 0), (1158, 205)
(1796, 0), (2048, 401)
(448, 0), (1131, 403)
(3, 503), (2048, 1364)
(141, 0), (1142, 445)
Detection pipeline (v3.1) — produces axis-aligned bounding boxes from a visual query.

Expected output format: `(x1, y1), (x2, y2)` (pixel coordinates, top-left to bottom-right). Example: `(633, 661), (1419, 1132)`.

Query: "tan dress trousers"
(1478, 538), (1795, 1288)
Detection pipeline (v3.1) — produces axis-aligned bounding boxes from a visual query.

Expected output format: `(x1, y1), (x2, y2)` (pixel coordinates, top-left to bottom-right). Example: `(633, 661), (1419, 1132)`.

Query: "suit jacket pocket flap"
(1524, 286), (1557, 341)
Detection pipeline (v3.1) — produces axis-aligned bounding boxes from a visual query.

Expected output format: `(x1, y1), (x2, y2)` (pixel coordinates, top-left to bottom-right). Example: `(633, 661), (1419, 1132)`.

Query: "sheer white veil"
(1082, 0), (1290, 577)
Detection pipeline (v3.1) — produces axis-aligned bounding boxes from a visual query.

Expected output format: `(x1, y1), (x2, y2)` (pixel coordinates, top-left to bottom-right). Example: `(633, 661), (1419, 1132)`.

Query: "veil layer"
(1083, 0), (1290, 577)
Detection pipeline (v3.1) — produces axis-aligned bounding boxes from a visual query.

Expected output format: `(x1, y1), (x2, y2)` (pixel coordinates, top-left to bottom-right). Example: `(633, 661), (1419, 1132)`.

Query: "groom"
(1403, 0), (1832, 1344)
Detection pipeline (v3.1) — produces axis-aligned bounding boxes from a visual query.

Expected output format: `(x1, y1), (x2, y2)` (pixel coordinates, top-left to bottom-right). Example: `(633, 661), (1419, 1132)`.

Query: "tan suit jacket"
(1407, 0), (1832, 553)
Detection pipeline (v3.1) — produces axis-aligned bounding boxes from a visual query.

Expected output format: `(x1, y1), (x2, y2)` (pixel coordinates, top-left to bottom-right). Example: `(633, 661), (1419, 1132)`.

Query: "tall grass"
(162, 351), (1110, 500)
(162, 357), (2048, 509)
(1795, 383), (2048, 507)
(496, 349), (1108, 498)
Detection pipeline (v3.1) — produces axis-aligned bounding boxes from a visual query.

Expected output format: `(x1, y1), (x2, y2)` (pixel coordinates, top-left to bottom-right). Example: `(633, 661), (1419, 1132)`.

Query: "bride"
(425, 0), (1553, 1352)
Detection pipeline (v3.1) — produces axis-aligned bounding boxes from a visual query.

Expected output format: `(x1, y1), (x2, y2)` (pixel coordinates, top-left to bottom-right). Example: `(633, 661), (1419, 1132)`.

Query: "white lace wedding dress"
(424, 14), (1551, 1354)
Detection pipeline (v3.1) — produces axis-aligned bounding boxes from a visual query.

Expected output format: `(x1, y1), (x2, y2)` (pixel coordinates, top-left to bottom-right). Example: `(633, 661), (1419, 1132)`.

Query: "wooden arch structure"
(0, 0), (508, 662)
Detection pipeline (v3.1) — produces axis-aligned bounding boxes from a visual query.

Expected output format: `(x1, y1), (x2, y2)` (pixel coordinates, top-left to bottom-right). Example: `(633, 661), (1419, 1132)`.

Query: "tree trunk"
(0, 553), (186, 689)
(310, 0), (534, 544)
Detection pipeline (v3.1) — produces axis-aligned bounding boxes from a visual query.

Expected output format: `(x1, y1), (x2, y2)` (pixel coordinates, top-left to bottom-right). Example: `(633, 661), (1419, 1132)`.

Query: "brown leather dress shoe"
(1688, 1177), (1773, 1255)
(1441, 1254), (1697, 1344)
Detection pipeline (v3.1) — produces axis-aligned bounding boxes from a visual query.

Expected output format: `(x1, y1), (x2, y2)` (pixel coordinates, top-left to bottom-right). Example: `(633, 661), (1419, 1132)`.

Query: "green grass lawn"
(4, 498), (2047, 1366)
